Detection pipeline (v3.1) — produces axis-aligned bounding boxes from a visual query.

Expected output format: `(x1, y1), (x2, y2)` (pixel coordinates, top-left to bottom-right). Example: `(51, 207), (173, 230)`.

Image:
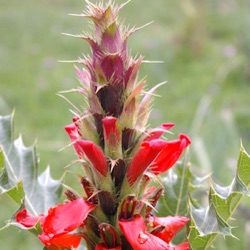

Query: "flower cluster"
(16, 1), (191, 249)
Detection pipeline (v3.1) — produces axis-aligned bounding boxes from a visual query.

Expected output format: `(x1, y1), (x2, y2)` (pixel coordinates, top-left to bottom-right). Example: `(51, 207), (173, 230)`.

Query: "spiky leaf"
(188, 145), (250, 250)
(0, 114), (62, 218)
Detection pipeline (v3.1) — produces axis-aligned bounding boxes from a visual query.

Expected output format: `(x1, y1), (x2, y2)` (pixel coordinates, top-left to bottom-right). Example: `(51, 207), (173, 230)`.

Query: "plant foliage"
(188, 145), (250, 249)
(0, 114), (62, 231)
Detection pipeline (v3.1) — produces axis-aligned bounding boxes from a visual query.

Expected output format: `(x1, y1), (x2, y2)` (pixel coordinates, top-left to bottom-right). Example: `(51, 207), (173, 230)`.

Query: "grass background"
(0, 0), (250, 249)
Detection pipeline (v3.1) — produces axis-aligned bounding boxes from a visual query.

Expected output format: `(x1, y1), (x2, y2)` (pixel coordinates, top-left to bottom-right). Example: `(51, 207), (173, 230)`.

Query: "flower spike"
(15, 1), (191, 249)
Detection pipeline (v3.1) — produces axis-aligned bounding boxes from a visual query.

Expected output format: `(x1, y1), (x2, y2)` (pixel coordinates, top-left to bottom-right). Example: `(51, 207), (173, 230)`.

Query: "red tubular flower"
(38, 198), (95, 249)
(16, 209), (45, 228)
(127, 134), (191, 185)
(65, 117), (81, 140)
(102, 116), (122, 159)
(148, 215), (189, 243)
(150, 134), (191, 175)
(119, 214), (171, 250)
(65, 122), (83, 155)
(65, 123), (78, 141)
(102, 117), (120, 141)
(41, 234), (82, 250)
(127, 140), (168, 185)
(66, 121), (108, 176)
(76, 139), (108, 176)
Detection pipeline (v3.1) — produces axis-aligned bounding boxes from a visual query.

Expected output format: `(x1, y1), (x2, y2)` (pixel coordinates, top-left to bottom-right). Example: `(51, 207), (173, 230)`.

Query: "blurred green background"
(0, 0), (250, 249)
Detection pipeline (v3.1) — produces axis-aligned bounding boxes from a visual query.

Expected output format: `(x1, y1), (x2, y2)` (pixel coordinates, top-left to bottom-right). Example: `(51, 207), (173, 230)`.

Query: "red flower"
(102, 116), (122, 159)
(119, 214), (189, 250)
(15, 209), (45, 228)
(150, 134), (191, 175)
(148, 215), (189, 243)
(102, 116), (120, 142)
(127, 134), (191, 185)
(127, 140), (166, 184)
(38, 198), (95, 249)
(65, 121), (108, 176)
(41, 234), (82, 250)
(119, 214), (171, 249)
(65, 121), (83, 155)
(76, 139), (108, 176)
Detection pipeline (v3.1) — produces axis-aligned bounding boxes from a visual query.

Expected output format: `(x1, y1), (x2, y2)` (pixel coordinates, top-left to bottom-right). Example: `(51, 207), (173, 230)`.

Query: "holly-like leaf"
(188, 145), (250, 250)
(0, 114), (62, 218)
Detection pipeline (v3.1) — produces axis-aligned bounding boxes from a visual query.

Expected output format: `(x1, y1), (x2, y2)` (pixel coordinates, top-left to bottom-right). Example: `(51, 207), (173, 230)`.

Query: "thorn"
(143, 81), (167, 97)
(117, 0), (131, 11)
(142, 60), (164, 64)
(58, 140), (76, 152)
(57, 89), (81, 94)
(68, 13), (89, 17)
(130, 21), (154, 34)
(57, 59), (82, 63)
(56, 93), (81, 113)
(109, 158), (119, 173)
(61, 32), (87, 39)
(85, 0), (99, 9)
(69, 109), (79, 117)
(61, 32), (79, 37)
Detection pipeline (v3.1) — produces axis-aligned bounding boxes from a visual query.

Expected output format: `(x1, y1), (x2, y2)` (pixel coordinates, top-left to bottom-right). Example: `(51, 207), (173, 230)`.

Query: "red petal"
(150, 134), (191, 175)
(39, 233), (82, 248)
(127, 140), (168, 185)
(102, 116), (120, 143)
(150, 215), (189, 243)
(65, 122), (83, 156)
(42, 198), (95, 235)
(15, 209), (45, 228)
(144, 123), (175, 142)
(119, 214), (171, 250)
(174, 242), (190, 250)
(65, 116), (82, 138)
(65, 122), (78, 141)
(76, 140), (108, 176)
